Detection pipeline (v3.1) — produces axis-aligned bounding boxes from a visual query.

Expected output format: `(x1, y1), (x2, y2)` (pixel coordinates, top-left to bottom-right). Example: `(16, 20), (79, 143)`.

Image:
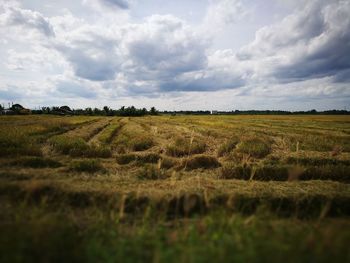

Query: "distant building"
(11, 104), (31, 115)
(11, 104), (24, 111)
(211, 110), (218, 115)
(0, 103), (31, 115)
(0, 109), (15, 115)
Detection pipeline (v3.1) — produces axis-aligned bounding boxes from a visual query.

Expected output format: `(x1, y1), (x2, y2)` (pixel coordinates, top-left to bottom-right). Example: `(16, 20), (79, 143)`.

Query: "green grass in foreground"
(0, 205), (349, 263)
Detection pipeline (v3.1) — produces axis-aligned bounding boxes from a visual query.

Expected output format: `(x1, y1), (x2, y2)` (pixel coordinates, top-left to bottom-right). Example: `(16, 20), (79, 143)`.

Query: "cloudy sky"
(0, 0), (349, 110)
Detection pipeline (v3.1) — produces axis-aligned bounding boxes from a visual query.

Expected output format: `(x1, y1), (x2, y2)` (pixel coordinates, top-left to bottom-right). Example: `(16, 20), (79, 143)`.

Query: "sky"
(0, 0), (349, 111)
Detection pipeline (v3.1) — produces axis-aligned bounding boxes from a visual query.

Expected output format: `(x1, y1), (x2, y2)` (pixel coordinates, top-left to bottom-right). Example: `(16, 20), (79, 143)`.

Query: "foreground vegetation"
(1, 115), (350, 262)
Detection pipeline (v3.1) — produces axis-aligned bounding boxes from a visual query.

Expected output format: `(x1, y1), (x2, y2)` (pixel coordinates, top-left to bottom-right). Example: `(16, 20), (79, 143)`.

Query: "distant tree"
(85, 107), (93, 116)
(93, 108), (101, 115)
(103, 106), (110, 115)
(130, 106), (136, 116)
(73, 109), (85, 115)
(60, 106), (71, 112)
(119, 106), (126, 116)
(150, 107), (157, 115)
(41, 107), (50, 114)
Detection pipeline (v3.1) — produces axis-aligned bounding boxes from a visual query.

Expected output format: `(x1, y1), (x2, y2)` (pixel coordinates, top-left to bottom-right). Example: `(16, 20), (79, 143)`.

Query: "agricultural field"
(1, 114), (350, 262)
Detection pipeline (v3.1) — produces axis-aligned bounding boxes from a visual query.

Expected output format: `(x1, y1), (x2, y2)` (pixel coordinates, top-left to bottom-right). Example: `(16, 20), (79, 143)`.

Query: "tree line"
(162, 109), (350, 115)
(32, 105), (158, 116)
(1, 103), (349, 116)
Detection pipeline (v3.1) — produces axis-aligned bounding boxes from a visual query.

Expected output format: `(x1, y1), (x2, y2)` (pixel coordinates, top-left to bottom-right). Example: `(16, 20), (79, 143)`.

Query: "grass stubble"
(0, 114), (350, 262)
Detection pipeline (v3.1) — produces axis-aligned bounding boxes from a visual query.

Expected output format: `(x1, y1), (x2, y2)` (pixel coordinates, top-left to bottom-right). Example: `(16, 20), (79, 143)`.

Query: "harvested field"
(1, 114), (350, 262)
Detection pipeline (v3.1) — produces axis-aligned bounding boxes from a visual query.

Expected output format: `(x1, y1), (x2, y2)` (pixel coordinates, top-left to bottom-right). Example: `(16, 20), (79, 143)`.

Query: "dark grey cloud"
(121, 15), (217, 92)
(52, 14), (245, 94)
(333, 69), (350, 83)
(54, 32), (121, 81)
(124, 15), (207, 79)
(238, 0), (350, 83)
(0, 6), (54, 37)
(127, 39), (206, 78)
(57, 46), (118, 81)
(159, 69), (245, 92)
(99, 0), (129, 9)
(160, 78), (243, 92)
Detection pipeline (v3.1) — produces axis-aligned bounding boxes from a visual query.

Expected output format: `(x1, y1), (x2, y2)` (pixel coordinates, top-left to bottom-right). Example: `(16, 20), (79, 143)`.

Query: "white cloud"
(0, 4), (54, 37)
(0, 0), (349, 110)
(203, 0), (248, 34)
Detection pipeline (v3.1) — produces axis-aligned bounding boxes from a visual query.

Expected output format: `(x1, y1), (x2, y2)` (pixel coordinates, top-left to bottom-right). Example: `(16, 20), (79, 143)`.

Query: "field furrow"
(1, 114), (350, 263)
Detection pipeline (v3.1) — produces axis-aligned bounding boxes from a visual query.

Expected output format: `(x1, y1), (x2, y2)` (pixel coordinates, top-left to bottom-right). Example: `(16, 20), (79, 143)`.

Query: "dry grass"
(217, 137), (239, 157)
(49, 136), (112, 158)
(69, 159), (105, 173)
(0, 178), (349, 218)
(129, 136), (154, 151)
(112, 121), (155, 152)
(166, 136), (206, 157)
(116, 153), (137, 165)
(0, 128), (42, 157)
(135, 164), (169, 180)
(236, 136), (271, 158)
(8, 157), (62, 168)
(1, 114), (350, 262)
(62, 118), (110, 141)
(97, 119), (124, 144)
(182, 155), (221, 170)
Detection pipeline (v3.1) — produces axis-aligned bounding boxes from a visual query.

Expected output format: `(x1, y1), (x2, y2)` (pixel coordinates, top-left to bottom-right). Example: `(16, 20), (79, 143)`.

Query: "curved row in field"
(48, 118), (113, 158)
(0, 116), (100, 157)
(1, 115), (350, 184)
(0, 178), (349, 218)
(94, 118), (125, 144)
